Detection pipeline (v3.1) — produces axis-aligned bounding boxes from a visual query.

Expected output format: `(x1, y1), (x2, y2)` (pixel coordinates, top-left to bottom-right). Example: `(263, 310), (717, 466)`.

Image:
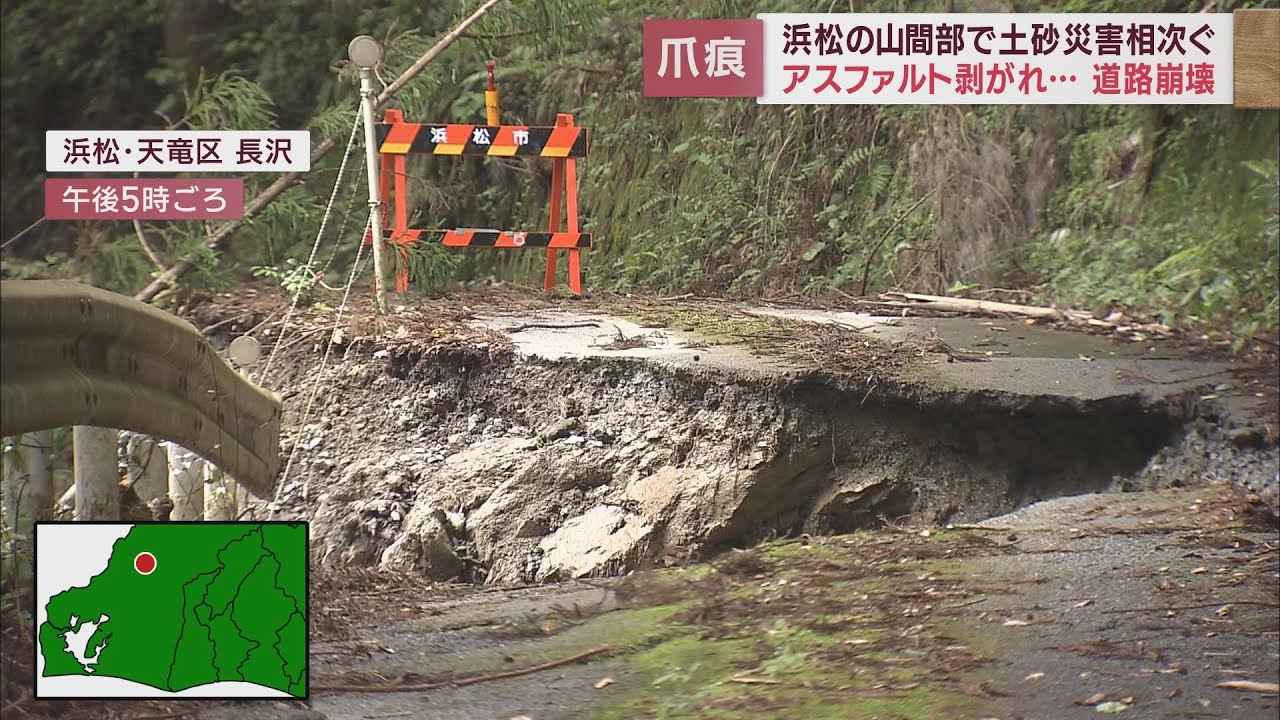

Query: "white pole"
(359, 66), (389, 314)
(2, 431), (52, 541)
(166, 443), (205, 521)
(203, 464), (236, 521)
(124, 433), (168, 506)
(73, 426), (119, 520)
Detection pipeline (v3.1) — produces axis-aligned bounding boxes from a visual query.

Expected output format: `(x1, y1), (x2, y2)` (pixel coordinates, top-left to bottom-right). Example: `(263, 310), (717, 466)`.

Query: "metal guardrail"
(1, 281), (281, 497)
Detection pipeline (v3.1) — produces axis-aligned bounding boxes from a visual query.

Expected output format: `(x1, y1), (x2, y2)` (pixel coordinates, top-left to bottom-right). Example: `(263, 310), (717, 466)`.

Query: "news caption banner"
(43, 130), (310, 221)
(643, 12), (1280, 106)
(34, 522), (308, 699)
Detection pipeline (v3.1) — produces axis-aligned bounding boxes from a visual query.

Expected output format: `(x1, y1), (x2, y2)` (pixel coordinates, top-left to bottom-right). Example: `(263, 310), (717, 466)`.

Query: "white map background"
(34, 523), (291, 698)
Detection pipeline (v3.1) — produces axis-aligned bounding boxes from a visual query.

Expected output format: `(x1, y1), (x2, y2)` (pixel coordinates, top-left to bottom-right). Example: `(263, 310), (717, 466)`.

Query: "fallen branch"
(507, 321), (601, 333)
(878, 292), (1087, 322)
(132, 219), (168, 272)
(376, 0), (503, 107)
(1216, 680), (1280, 694)
(200, 312), (254, 336)
(730, 675), (784, 685)
(134, 0), (505, 302)
(134, 141), (337, 302)
(1102, 601), (1280, 614)
(969, 287), (1035, 299)
(312, 644), (613, 693)
(942, 597), (989, 609)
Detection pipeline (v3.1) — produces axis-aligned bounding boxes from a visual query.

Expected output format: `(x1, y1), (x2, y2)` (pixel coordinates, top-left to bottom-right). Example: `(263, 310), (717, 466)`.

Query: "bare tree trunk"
(0, 437), (40, 580)
(73, 427), (119, 520)
(20, 430), (53, 520)
(166, 443), (204, 520)
(203, 464), (236, 521)
(3, 431), (53, 539)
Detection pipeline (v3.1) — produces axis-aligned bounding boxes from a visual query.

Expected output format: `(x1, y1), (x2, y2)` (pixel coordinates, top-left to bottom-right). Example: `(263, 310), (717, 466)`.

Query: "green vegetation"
(585, 534), (993, 719)
(1028, 106), (1279, 344)
(1, 0), (1276, 342)
(347, 530), (1001, 718)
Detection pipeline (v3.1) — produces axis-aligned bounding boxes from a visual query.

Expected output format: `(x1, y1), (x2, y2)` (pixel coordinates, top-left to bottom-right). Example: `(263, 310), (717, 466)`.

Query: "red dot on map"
(134, 552), (157, 575)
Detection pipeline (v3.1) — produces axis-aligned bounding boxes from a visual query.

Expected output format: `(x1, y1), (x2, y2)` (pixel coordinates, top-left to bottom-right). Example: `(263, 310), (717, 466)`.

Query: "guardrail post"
(203, 464), (236, 520)
(73, 426), (119, 520)
(125, 433), (168, 506)
(166, 443), (204, 521)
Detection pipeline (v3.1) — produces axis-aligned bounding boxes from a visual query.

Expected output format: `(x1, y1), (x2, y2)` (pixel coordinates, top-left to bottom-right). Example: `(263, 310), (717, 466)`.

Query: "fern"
(180, 70), (277, 131)
(865, 162), (893, 200)
(397, 239), (461, 293)
(831, 145), (878, 187)
(307, 103), (358, 141)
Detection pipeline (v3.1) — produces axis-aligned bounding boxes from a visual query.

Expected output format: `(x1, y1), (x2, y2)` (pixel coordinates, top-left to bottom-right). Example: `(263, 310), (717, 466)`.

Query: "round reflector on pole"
(228, 335), (262, 367)
(348, 35), (384, 68)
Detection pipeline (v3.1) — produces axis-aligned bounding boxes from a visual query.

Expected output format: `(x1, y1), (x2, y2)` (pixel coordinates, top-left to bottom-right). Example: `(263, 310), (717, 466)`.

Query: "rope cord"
(319, 159), (366, 276)
(269, 212), (371, 516)
(257, 105), (363, 383)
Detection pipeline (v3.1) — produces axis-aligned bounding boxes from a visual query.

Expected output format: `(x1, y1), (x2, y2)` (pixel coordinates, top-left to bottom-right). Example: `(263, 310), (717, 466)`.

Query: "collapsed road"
(143, 288), (1271, 720)
(16, 288), (1273, 720)
(193, 290), (1278, 586)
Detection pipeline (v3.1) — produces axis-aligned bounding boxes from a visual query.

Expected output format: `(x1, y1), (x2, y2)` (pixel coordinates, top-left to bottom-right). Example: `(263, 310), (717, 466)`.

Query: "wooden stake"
(877, 292), (1089, 322)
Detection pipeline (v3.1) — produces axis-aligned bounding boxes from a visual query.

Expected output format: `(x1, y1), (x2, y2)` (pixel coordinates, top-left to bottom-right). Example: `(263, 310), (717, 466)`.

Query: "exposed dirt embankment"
(262, 339), (1203, 585)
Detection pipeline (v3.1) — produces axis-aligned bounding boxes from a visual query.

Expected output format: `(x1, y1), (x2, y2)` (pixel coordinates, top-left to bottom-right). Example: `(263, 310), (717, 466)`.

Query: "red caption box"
(644, 19), (764, 97)
(44, 178), (244, 220)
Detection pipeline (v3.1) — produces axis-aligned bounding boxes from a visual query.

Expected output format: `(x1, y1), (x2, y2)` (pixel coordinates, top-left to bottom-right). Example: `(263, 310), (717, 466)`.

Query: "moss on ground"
(624, 304), (776, 344)
(316, 527), (1016, 718)
(612, 299), (913, 377)
(582, 532), (1004, 719)
(395, 601), (690, 681)
(311, 485), (1271, 719)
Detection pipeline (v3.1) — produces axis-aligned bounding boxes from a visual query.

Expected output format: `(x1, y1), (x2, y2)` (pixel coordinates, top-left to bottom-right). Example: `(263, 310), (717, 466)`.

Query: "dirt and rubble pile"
(271, 345), (1195, 584)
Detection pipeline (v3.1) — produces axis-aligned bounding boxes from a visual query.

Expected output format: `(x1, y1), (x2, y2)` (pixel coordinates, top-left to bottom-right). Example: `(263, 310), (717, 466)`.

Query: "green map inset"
(39, 523), (307, 697)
